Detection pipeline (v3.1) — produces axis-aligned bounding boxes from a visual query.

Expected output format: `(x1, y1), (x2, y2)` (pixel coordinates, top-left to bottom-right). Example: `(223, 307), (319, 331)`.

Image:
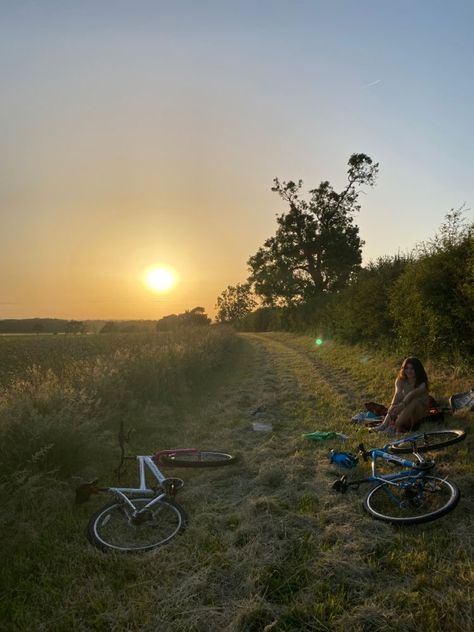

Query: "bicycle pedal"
(162, 478), (184, 496)
(332, 476), (348, 493)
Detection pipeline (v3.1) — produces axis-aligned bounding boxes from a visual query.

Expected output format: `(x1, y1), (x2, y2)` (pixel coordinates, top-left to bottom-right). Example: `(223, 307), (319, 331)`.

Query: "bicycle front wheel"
(363, 475), (460, 525)
(160, 451), (237, 467)
(87, 497), (187, 553)
(388, 430), (466, 454)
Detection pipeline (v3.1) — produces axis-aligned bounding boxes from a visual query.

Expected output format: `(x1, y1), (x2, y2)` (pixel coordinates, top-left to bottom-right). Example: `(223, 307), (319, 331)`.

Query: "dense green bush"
(331, 255), (411, 345)
(237, 307), (284, 332)
(390, 235), (473, 362)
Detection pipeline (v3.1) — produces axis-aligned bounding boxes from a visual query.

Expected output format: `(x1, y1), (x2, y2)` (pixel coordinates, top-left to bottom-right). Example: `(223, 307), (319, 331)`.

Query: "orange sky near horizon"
(1, 3), (473, 321)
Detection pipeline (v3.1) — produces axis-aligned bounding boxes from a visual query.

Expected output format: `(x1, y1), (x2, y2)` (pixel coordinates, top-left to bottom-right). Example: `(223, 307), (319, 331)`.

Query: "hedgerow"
(239, 213), (474, 365)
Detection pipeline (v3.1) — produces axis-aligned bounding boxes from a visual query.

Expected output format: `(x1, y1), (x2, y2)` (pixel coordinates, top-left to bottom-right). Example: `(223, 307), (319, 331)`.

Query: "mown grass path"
(3, 332), (472, 632)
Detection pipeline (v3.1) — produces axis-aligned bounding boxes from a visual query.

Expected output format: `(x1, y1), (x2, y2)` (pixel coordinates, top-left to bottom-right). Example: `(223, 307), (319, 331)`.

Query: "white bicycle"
(76, 448), (236, 553)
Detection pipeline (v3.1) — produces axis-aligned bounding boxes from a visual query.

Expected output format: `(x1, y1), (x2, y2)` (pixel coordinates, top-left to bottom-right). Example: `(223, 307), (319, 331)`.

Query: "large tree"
(248, 153), (378, 305)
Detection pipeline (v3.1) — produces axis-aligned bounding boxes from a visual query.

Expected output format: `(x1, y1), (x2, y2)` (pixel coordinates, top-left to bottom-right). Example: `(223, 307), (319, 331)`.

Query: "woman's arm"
(400, 382), (428, 407)
(390, 378), (404, 407)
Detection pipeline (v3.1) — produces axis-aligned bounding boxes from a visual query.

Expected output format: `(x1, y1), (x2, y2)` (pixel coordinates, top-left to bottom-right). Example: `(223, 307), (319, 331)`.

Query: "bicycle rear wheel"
(388, 430), (466, 454)
(363, 475), (460, 525)
(160, 451), (237, 467)
(87, 497), (187, 553)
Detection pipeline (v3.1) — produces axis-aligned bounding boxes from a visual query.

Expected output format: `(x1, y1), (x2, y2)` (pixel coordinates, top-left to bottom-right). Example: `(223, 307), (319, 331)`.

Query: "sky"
(1, 0), (473, 320)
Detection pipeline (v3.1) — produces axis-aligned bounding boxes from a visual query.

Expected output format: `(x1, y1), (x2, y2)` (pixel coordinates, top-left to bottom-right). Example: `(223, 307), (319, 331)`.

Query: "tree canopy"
(215, 283), (257, 323)
(156, 307), (211, 331)
(248, 153), (378, 305)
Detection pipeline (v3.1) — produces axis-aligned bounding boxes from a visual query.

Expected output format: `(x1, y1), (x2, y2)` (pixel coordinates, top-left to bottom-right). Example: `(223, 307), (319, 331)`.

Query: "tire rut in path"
(243, 333), (362, 412)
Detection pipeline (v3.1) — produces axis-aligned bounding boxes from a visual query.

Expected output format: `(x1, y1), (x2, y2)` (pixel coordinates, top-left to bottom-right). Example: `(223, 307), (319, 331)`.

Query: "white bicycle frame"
(107, 456), (172, 514)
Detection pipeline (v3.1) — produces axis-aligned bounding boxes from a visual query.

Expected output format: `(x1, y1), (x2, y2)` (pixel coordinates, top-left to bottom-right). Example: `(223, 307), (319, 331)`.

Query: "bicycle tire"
(388, 430), (466, 454)
(87, 497), (187, 553)
(363, 475), (460, 525)
(160, 451), (237, 467)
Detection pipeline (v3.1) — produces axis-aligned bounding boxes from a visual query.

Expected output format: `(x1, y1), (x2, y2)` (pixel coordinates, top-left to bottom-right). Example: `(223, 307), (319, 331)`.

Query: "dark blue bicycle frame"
(369, 448), (425, 483)
(341, 440), (434, 494)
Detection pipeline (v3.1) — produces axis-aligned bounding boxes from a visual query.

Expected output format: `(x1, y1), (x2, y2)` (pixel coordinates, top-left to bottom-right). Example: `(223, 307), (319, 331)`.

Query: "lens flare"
(315, 338), (323, 346)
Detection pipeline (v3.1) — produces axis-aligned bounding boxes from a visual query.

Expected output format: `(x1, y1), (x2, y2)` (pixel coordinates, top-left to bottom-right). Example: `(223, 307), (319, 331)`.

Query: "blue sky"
(1, 1), (473, 318)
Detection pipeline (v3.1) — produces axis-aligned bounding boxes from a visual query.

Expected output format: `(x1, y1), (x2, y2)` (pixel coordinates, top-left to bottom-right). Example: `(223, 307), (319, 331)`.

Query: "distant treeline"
(0, 319), (158, 334)
(0, 308), (213, 335)
(238, 218), (474, 366)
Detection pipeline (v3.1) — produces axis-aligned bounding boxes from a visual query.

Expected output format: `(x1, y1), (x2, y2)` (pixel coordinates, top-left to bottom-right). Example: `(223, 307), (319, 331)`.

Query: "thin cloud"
(365, 79), (382, 87)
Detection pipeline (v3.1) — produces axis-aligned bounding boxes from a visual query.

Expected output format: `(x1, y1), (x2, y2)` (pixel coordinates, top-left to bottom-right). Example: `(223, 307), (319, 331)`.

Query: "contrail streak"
(366, 79), (382, 87)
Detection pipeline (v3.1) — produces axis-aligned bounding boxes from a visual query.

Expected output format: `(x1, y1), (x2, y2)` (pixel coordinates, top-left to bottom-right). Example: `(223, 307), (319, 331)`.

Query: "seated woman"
(376, 357), (430, 433)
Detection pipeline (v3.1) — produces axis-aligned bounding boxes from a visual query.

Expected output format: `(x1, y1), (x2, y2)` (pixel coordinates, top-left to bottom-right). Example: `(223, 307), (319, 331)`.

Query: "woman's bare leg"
(395, 400), (428, 433)
(375, 412), (393, 431)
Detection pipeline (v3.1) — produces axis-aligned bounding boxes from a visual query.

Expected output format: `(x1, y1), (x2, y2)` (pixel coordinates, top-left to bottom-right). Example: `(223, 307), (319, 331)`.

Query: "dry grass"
(0, 331), (472, 631)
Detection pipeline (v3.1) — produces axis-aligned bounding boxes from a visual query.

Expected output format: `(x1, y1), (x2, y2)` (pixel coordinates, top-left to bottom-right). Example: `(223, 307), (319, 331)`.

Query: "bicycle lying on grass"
(76, 448), (236, 553)
(332, 429), (466, 525)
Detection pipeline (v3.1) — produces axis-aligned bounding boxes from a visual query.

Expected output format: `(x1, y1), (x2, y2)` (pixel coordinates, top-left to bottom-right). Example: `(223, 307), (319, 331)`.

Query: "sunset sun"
(143, 266), (177, 293)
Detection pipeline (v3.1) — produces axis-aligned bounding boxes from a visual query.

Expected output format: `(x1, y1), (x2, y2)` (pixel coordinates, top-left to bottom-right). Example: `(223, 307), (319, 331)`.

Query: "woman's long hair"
(398, 357), (429, 390)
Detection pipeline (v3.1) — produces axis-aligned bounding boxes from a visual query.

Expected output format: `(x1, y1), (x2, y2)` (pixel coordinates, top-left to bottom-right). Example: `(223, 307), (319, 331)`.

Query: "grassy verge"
(0, 330), (472, 631)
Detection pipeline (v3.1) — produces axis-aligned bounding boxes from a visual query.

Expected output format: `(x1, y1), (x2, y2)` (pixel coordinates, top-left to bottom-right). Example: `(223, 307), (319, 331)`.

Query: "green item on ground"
(304, 431), (341, 441)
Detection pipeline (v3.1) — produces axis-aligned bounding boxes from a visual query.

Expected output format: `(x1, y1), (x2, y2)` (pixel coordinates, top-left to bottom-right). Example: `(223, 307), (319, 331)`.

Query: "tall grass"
(0, 327), (237, 553)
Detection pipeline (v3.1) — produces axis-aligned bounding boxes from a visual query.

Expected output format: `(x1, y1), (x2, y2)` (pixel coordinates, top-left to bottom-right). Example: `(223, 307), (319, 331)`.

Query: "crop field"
(0, 329), (472, 631)
(0, 332), (186, 389)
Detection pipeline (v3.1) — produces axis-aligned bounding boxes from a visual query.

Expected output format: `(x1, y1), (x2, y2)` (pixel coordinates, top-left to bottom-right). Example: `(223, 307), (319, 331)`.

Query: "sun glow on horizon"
(143, 265), (178, 293)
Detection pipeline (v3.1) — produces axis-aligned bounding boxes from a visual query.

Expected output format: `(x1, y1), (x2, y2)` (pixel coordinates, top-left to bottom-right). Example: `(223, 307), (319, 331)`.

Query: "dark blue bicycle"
(332, 429), (466, 525)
